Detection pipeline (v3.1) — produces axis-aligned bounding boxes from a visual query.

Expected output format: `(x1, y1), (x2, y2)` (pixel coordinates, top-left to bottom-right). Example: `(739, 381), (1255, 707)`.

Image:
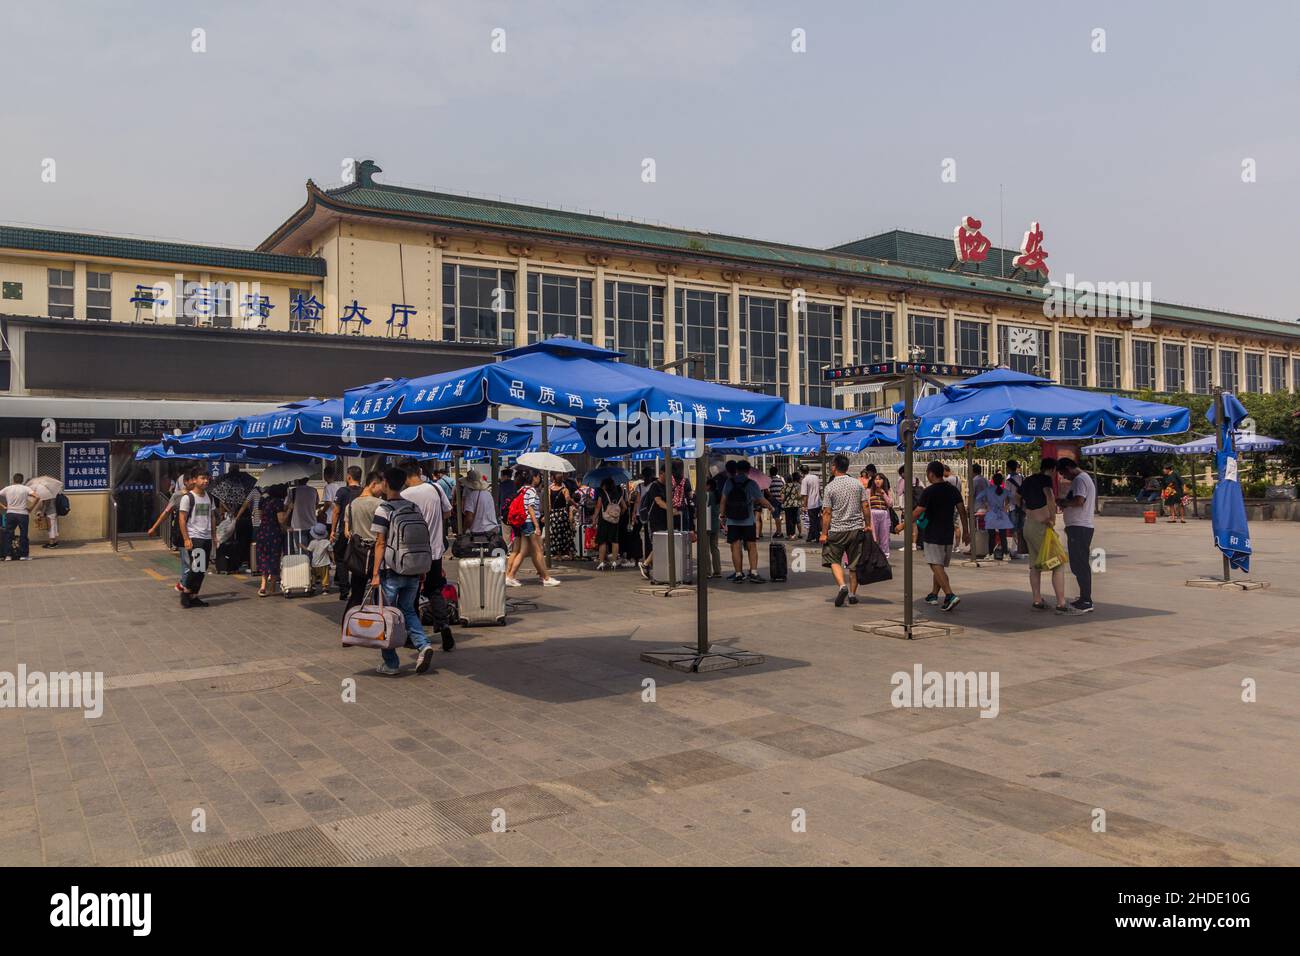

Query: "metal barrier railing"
(109, 494), (118, 553)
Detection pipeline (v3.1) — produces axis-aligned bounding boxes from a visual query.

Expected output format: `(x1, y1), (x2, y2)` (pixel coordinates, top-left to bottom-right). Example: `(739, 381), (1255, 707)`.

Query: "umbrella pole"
(695, 452), (709, 654)
(903, 370), (915, 640)
(1215, 393), (1230, 582)
(664, 446), (677, 587)
(453, 452), (463, 537)
(965, 442), (975, 555)
(490, 450), (499, 510)
(540, 418), (552, 566)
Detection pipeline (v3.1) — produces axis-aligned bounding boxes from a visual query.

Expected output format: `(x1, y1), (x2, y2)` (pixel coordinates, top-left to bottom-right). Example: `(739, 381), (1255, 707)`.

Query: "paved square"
(1, 515), (1296, 867)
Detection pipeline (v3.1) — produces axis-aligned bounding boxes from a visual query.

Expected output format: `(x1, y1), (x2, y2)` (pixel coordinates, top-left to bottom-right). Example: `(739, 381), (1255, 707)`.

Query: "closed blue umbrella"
(1209, 394), (1252, 574)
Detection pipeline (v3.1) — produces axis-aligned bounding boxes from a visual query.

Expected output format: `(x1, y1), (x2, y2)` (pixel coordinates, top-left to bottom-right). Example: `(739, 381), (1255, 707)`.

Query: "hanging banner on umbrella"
(63, 441), (111, 492)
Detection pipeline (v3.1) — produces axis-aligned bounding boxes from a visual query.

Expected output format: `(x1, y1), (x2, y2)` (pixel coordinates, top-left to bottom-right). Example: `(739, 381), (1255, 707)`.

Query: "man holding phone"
(1056, 458), (1097, 614)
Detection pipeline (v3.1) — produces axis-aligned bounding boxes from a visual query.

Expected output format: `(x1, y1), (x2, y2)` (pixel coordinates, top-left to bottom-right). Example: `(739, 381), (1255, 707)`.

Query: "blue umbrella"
(902, 368), (1191, 441)
(167, 399), (531, 457)
(1209, 394), (1252, 573)
(583, 465), (630, 486)
(134, 442), (332, 464)
(915, 427), (1036, 451)
(1081, 437), (1179, 456)
(342, 336), (786, 455)
(1176, 433), (1283, 454)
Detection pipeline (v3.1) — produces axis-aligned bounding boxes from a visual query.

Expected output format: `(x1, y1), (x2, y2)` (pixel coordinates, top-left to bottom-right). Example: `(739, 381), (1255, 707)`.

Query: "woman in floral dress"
(255, 484), (287, 595)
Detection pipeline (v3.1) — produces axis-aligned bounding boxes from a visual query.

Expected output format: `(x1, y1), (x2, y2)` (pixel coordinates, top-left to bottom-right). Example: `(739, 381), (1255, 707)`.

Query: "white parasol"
(515, 451), (574, 473)
(26, 476), (63, 500)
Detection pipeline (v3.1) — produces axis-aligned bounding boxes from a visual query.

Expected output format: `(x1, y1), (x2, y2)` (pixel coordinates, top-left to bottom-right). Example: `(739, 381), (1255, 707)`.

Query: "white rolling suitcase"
(280, 532), (313, 598)
(651, 530), (694, 584)
(458, 547), (507, 626)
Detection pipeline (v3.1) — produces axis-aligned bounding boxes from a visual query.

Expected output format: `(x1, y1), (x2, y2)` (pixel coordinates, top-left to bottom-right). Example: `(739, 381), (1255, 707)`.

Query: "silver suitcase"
(651, 530), (694, 584)
(458, 552), (507, 626)
(281, 533), (313, 598)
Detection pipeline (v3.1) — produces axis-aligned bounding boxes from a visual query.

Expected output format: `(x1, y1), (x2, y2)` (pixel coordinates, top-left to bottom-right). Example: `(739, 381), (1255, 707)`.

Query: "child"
(306, 521), (334, 594)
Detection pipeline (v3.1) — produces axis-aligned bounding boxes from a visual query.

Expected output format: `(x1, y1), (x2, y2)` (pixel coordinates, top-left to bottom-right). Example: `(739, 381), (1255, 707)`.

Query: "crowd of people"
(8, 447), (1102, 675)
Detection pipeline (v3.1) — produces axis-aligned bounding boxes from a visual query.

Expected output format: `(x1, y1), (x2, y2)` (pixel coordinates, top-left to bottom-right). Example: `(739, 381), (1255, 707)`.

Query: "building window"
(738, 295), (788, 396)
(47, 268), (74, 318)
(1132, 340), (1155, 390)
(1218, 350), (1239, 393)
(1244, 352), (1264, 394)
(997, 324), (1051, 376)
(674, 289), (729, 381)
(442, 265), (515, 345)
(1269, 355), (1287, 393)
(527, 273), (592, 342)
(1060, 332), (1088, 387)
(908, 313), (945, 363)
(604, 281), (664, 368)
(799, 302), (842, 407)
(1191, 346), (1212, 394)
(852, 308), (893, 364)
(1095, 335), (1121, 390)
(86, 271), (112, 321)
(955, 319), (988, 367)
(1163, 343), (1186, 392)
(1293, 358), (1300, 394)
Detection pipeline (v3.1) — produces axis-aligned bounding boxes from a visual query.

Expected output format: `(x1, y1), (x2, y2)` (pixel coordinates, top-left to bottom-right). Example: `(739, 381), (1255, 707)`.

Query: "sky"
(2, 0), (1297, 320)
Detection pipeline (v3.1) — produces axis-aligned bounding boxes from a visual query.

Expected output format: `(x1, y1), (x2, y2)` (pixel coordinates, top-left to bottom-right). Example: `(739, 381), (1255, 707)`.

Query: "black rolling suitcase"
(769, 541), (788, 581)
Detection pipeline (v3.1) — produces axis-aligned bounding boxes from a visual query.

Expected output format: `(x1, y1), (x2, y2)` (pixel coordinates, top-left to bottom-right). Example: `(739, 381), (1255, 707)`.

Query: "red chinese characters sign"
(1012, 221), (1050, 277)
(952, 216), (990, 263)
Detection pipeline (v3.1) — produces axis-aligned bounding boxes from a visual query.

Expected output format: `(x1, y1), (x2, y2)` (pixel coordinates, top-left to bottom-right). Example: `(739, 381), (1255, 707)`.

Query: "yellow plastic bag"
(1035, 525), (1067, 571)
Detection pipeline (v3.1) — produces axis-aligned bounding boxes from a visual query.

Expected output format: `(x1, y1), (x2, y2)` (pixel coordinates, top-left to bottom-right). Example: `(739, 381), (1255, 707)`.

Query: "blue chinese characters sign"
(63, 441), (111, 492)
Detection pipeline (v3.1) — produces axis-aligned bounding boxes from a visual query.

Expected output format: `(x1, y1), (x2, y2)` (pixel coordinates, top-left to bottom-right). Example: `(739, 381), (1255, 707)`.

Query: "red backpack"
(507, 489), (530, 528)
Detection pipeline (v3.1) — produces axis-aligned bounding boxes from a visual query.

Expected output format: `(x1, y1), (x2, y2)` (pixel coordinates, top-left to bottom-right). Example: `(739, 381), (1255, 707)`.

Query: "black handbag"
(344, 536), (374, 577)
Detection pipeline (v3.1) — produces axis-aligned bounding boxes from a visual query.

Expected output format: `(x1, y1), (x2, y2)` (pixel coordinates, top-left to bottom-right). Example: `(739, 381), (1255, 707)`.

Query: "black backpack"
(54, 493), (71, 517)
(724, 478), (752, 521)
(170, 493), (193, 548)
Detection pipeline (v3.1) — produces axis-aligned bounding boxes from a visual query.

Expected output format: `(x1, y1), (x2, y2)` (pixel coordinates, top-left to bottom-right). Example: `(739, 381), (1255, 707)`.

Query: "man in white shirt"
(399, 460), (455, 652)
(0, 474), (36, 560)
(800, 466), (822, 542)
(177, 466), (215, 608)
(1056, 457), (1097, 614)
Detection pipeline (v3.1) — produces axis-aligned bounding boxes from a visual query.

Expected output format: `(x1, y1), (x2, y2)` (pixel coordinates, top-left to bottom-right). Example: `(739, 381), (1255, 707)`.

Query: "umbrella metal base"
(853, 618), (964, 641)
(1184, 577), (1270, 591)
(640, 644), (765, 673)
(634, 585), (695, 598)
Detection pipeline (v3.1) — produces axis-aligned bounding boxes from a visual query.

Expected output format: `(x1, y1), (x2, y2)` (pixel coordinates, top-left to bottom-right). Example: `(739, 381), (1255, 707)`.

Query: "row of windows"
(48, 268), (111, 322)
(28, 264), (1300, 395)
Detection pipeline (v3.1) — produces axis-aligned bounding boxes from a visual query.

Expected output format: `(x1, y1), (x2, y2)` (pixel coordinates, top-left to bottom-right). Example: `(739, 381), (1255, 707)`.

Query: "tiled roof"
(830, 229), (1033, 284)
(280, 173), (1300, 343)
(0, 225), (325, 277)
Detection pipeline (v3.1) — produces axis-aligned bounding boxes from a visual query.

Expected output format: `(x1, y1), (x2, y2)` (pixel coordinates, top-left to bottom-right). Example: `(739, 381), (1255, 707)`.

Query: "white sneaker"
(505, 577), (523, 587)
(596, 561), (610, 571)
(375, 663), (400, 676)
(542, 577), (562, 587)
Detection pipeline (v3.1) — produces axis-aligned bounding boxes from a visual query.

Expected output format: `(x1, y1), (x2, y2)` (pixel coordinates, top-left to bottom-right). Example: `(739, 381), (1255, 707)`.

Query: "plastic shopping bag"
(1035, 525), (1067, 571)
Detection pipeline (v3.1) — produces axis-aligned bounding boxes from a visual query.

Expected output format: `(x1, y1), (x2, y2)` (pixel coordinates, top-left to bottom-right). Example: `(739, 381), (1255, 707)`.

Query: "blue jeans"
(2, 513), (29, 559)
(180, 538), (212, 594)
(380, 570), (429, 668)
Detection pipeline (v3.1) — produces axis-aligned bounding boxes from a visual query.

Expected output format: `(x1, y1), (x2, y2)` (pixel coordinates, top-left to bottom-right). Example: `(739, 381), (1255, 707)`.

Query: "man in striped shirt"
(767, 467), (786, 539)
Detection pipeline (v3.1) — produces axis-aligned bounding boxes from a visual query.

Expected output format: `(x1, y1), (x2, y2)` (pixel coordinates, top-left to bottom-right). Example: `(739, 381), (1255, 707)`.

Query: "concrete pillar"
(73, 261), (87, 319)
(728, 282), (740, 383)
